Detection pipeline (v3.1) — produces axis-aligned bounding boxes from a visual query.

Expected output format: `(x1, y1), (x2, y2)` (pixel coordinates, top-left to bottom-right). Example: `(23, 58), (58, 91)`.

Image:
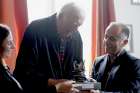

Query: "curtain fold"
(90, 0), (116, 75)
(91, 0), (116, 62)
(97, 0), (116, 56)
(0, 0), (28, 71)
(90, 0), (98, 76)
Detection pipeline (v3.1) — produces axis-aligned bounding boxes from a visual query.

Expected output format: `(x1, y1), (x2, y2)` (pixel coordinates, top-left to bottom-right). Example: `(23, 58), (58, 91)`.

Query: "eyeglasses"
(105, 35), (124, 42)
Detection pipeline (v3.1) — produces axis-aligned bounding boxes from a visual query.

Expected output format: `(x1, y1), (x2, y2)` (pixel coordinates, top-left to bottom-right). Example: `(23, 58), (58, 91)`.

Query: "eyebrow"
(105, 34), (122, 40)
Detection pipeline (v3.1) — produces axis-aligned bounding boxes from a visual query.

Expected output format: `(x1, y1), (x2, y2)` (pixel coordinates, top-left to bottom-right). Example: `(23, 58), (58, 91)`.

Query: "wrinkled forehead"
(62, 3), (85, 18)
(74, 7), (85, 17)
(66, 10), (84, 20)
(105, 25), (122, 36)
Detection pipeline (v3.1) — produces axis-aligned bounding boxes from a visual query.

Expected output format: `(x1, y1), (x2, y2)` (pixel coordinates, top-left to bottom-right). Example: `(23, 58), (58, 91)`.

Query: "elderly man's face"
(103, 26), (125, 55)
(62, 10), (85, 37)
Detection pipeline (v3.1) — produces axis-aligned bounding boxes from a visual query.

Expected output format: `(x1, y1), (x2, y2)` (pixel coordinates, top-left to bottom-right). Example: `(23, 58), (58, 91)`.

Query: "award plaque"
(72, 82), (101, 90)
(72, 60), (101, 90)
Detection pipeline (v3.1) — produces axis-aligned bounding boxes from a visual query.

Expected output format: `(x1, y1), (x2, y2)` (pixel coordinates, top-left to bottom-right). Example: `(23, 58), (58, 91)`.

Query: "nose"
(103, 37), (110, 47)
(9, 41), (15, 49)
(74, 22), (79, 28)
(74, 19), (83, 27)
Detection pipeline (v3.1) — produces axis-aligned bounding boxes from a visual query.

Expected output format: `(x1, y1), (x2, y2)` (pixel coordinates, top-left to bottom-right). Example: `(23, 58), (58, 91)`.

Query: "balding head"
(57, 2), (85, 38)
(106, 22), (130, 40)
(59, 2), (84, 17)
(104, 22), (130, 55)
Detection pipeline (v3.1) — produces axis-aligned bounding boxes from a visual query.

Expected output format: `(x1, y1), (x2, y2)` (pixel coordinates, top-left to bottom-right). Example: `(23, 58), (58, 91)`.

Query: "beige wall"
(114, 0), (140, 58)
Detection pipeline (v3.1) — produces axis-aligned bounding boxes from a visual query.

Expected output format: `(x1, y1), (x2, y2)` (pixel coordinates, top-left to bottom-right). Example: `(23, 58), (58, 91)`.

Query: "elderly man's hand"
(48, 78), (67, 86)
(55, 80), (79, 93)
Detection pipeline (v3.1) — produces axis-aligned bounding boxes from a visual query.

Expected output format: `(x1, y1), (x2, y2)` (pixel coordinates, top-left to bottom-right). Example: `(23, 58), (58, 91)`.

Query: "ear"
(122, 39), (128, 46)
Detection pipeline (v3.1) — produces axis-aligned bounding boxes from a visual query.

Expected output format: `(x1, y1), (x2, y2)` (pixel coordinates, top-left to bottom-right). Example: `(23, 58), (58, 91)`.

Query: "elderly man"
(14, 2), (86, 93)
(91, 22), (140, 93)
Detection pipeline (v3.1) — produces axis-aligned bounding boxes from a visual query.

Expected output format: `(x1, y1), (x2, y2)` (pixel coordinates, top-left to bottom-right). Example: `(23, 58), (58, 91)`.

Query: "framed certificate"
(131, 0), (140, 5)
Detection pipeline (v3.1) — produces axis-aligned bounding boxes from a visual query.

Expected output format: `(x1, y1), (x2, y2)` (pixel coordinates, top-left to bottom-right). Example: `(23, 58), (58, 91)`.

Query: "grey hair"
(58, 2), (84, 17)
(107, 22), (130, 40)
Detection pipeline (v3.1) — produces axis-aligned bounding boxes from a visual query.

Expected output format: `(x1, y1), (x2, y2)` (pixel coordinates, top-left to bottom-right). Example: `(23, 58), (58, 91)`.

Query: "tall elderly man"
(14, 2), (86, 93)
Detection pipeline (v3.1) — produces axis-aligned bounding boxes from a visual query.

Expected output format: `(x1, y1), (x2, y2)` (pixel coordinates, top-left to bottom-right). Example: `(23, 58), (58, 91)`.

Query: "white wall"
(27, 0), (55, 23)
(114, 0), (140, 58)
